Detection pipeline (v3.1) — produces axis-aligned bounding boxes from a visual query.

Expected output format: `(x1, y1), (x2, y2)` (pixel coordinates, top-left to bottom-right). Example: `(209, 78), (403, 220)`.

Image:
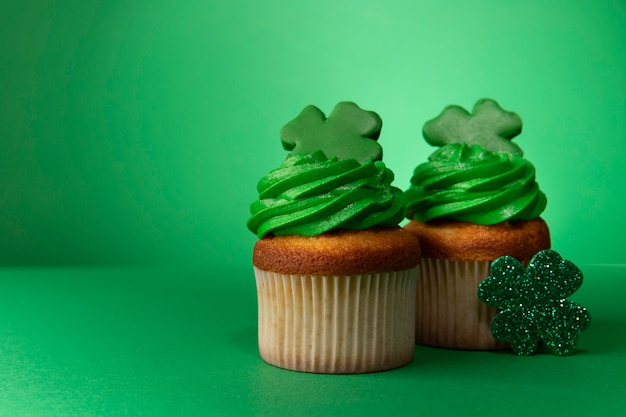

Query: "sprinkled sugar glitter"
(477, 250), (591, 356)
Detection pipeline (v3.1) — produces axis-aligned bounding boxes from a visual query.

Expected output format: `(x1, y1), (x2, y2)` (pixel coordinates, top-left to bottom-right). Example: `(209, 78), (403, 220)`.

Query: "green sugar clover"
(280, 101), (383, 164)
(423, 98), (524, 155)
(478, 250), (591, 356)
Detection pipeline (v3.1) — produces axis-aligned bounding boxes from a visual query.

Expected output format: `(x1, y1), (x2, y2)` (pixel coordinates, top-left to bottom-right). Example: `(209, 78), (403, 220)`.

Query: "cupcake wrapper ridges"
(254, 267), (418, 374)
(415, 258), (509, 350)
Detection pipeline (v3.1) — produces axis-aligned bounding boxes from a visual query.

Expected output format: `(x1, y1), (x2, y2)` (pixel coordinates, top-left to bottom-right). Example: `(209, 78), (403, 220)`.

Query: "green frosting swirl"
(404, 143), (547, 224)
(247, 150), (404, 238)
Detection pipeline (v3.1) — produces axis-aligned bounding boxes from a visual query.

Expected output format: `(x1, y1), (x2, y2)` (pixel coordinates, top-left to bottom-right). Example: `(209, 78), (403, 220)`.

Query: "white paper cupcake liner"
(254, 267), (418, 374)
(415, 258), (508, 350)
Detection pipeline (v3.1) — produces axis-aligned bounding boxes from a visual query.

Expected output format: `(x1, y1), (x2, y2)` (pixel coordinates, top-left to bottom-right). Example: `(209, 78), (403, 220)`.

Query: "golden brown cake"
(253, 227), (420, 275)
(404, 218), (550, 262)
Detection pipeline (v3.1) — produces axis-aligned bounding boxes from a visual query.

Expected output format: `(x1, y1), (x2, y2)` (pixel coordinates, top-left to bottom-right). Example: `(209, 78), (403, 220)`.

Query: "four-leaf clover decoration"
(478, 250), (591, 356)
(280, 101), (383, 164)
(423, 98), (524, 155)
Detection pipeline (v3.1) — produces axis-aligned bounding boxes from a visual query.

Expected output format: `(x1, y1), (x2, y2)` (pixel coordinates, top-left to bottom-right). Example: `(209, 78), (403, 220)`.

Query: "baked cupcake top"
(253, 227), (420, 275)
(247, 102), (404, 238)
(404, 98), (547, 225)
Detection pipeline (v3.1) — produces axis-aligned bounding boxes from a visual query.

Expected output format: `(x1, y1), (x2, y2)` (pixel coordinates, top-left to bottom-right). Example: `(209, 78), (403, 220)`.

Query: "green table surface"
(1, 266), (624, 417)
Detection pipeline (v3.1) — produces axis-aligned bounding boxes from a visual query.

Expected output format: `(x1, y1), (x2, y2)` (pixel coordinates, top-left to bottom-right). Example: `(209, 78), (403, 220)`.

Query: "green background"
(2, 0), (626, 416)
(1, 266), (624, 416)
(2, 0), (625, 269)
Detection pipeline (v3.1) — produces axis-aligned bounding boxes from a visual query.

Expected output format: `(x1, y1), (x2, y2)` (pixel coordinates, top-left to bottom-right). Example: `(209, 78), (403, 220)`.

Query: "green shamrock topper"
(423, 98), (524, 155)
(478, 250), (591, 356)
(280, 101), (383, 164)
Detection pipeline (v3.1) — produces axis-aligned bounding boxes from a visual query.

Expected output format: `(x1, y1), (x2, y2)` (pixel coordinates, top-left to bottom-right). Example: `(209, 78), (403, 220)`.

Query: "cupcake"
(247, 101), (421, 373)
(402, 98), (551, 350)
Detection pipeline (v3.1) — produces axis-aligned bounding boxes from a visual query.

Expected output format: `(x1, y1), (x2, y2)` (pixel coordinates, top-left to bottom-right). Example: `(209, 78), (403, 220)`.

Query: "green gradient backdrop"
(2, 0), (625, 271)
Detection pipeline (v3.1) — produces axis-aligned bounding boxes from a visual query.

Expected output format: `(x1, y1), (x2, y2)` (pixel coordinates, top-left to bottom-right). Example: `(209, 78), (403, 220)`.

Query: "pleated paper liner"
(415, 258), (509, 350)
(254, 267), (418, 374)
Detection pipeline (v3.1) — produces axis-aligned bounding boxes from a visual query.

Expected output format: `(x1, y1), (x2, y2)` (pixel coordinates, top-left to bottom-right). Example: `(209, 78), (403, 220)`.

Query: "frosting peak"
(404, 143), (547, 224)
(248, 151), (404, 238)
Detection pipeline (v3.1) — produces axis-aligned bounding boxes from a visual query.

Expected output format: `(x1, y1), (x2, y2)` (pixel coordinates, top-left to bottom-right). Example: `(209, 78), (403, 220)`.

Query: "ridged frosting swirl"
(247, 150), (404, 238)
(404, 143), (547, 224)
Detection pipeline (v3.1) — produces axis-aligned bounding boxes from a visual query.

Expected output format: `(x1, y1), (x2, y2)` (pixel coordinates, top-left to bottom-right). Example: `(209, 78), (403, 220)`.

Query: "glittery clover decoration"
(280, 101), (383, 164)
(478, 250), (591, 356)
(423, 98), (524, 155)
